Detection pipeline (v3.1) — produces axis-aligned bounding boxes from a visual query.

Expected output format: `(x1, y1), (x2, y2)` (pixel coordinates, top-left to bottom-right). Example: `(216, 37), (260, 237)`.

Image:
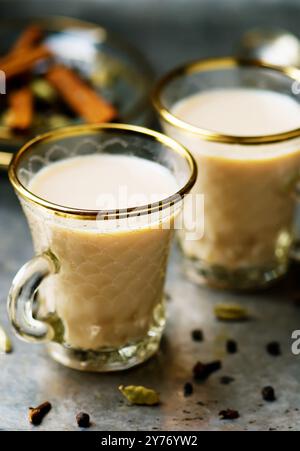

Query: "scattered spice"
(262, 386), (276, 402)
(220, 376), (235, 385)
(28, 401), (52, 425)
(219, 409), (240, 420)
(191, 329), (204, 342)
(196, 401), (205, 406)
(183, 382), (193, 397)
(119, 385), (160, 406)
(266, 342), (281, 357)
(76, 412), (91, 428)
(183, 416), (204, 421)
(226, 339), (238, 354)
(0, 325), (12, 353)
(214, 303), (249, 322)
(193, 360), (222, 381)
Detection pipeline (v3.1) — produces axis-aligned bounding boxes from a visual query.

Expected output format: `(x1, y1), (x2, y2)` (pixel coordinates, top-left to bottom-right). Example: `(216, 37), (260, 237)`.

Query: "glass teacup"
(153, 57), (300, 290)
(7, 123), (196, 371)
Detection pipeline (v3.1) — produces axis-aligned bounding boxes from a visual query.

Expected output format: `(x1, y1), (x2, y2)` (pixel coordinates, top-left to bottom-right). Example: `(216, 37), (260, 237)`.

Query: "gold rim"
(9, 123), (197, 221)
(152, 56), (300, 145)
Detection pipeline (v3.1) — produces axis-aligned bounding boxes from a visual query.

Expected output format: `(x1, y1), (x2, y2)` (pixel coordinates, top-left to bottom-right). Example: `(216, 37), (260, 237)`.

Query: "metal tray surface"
(1, 175), (300, 431)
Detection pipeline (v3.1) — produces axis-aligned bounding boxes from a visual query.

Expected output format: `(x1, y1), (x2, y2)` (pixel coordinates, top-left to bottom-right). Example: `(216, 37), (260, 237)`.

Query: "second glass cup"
(153, 58), (300, 290)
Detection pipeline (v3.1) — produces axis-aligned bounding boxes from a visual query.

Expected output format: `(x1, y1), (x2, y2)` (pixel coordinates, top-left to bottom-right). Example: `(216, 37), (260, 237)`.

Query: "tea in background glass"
(154, 58), (300, 289)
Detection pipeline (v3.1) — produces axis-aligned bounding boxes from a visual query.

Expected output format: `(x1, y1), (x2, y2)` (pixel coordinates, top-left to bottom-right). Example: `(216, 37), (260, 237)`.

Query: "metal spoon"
(237, 27), (300, 67)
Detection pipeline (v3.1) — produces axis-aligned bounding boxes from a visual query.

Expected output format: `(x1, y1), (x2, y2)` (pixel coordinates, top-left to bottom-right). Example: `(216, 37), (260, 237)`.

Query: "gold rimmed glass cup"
(7, 123), (196, 371)
(153, 57), (300, 290)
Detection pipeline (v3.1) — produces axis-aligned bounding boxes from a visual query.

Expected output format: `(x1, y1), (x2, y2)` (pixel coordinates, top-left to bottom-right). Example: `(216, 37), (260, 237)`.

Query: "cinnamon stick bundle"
(6, 87), (33, 130)
(46, 65), (117, 123)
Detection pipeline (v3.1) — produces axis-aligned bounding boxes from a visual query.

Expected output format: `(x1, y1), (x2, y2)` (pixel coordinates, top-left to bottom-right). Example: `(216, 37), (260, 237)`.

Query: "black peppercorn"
(183, 382), (193, 397)
(220, 376), (235, 385)
(266, 342), (281, 356)
(76, 412), (91, 428)
(262, 386), (276, 402)
(191, 329), (204, 342)
(226, 340), (238, 354)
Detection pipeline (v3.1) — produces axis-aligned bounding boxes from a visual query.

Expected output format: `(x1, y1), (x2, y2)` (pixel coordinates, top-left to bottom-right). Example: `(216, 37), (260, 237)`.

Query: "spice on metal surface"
(193, 360), (222, 381)
(220, 376), (235, 385)
(266, 342), (281, 357)
(183, 382), (194, 397)
(226, 339), (238, 354)
(214, 304), (249, 322)
(219, 409), (240, 420)
(119, 385), (160, 406)
(262, 386), (276, 402)
(28, 401), (52, 425)
(76, 412), (91, 428)
(0, 326), (12, 353)
(191, 329), (204, 342)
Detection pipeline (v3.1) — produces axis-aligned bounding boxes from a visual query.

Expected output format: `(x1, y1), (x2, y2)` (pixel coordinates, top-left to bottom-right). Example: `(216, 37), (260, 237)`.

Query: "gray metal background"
(1, 0), (300, 431)
(2, 0), (300, 74)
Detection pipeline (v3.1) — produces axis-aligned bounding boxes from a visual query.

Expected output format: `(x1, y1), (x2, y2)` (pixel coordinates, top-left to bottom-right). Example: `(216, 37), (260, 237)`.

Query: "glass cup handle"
(7, 250), (60, 343)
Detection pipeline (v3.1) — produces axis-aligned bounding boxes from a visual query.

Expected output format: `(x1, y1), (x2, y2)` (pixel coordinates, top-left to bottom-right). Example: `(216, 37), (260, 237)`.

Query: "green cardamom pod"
(119, 385), (160, 406)
(214, 303), (249, 322)
(0, 326), (12, 353)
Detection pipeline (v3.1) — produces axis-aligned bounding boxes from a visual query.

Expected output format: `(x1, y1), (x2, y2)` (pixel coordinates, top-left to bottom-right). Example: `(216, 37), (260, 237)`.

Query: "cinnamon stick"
(11, 25), (43, 53)
(0, 45), (51, 79)
(0, 25), (44, 66)
(46, 65), (117, 123)
(6, 86), (33, 130)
